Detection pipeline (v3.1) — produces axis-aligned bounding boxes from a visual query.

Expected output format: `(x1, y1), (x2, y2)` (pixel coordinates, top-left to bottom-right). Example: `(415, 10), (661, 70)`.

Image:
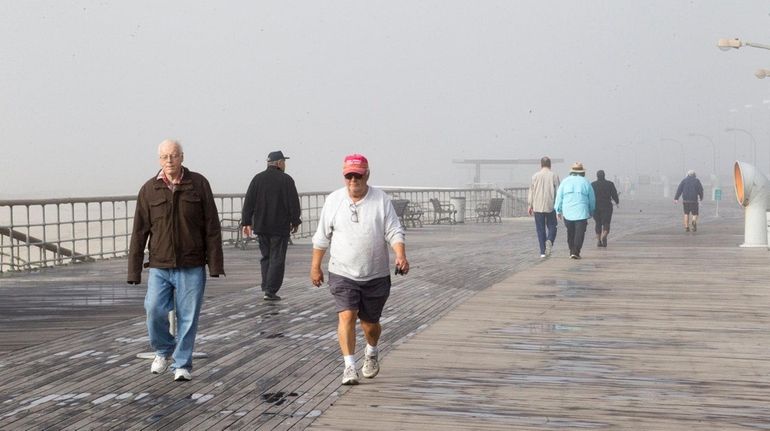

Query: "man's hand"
(673, 200), (678, 204)
(291, 224), (299, 234)
(242, 225), (253, 237)
(527, 207), (533, 216)
(310, 266), (324, 287)
(394, 255), (410, 275)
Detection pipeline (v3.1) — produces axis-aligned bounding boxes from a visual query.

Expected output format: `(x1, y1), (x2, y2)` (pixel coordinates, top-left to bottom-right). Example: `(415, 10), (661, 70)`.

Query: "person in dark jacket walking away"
(242, 151), (302, 301)
(591, 170), (619, 247)
(674, 170), (704, 232)
(128, 139), (225, 382)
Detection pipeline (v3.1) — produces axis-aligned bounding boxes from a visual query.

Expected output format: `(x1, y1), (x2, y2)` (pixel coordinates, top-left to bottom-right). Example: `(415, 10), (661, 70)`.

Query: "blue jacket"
(555, 174), (596, 221)
(674, 175), (703, 202)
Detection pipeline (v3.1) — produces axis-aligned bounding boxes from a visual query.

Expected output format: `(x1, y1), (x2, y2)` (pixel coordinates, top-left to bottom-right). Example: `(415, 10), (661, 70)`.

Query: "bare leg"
(337, 310), (357, 355)
(360, 320), (382, 347)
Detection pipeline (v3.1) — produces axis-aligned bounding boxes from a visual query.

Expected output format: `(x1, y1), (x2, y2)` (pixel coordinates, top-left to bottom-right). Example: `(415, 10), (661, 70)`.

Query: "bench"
(391, 199), (410, 229)
(405, 202), (425, 227)
(429, 198), (456, 225)
(220, 218), (258, 249)
(475, 198), (504, 223)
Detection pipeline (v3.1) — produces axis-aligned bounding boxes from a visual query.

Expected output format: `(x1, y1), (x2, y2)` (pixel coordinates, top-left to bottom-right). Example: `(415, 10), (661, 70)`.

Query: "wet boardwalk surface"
(1, 199), (768, 430)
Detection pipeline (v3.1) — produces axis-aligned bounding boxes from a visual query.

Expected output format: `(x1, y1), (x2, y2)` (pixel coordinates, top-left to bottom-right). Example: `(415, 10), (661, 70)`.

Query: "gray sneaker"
(173, 368), (191, 381)
(341, 365), (359, 385)
(361, 354), (380, 378)
(545, 240), (553, 256)
(150, 355), (171, 374)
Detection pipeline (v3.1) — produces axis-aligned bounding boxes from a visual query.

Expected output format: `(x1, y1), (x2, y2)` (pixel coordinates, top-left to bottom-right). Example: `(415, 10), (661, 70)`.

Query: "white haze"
(2, 1), (770, 198)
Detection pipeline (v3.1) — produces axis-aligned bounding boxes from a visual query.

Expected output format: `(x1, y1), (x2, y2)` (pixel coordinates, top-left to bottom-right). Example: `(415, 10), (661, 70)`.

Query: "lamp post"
(717, 38), (770, 51)
(725, 127), (757, 166)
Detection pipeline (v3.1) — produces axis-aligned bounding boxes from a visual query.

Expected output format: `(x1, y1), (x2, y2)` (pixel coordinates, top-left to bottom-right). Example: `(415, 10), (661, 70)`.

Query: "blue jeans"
(534, 211), (558, 254)
(145, 267), (206, 371)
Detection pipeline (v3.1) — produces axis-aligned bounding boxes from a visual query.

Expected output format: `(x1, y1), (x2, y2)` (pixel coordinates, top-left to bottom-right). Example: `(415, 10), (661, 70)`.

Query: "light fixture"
(718, 38), (742, 51)
(755, 69), (770, 79)
(717, 38), (770, 51)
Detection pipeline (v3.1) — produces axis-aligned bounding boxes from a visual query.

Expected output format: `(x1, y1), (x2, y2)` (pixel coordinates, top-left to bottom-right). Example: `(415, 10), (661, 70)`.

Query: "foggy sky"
(2, 1), (770, 198)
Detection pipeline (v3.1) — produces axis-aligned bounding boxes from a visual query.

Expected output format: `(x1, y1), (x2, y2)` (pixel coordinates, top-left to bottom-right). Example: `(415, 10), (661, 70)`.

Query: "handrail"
(0, 187), (527, 272)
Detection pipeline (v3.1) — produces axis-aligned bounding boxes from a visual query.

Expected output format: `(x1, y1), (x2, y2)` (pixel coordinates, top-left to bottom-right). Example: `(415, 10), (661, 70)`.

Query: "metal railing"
(0, 187), (526, 273)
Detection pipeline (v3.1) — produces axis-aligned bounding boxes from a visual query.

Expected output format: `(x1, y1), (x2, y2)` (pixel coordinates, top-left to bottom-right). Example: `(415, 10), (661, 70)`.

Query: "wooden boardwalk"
(1, 199), (768, 429)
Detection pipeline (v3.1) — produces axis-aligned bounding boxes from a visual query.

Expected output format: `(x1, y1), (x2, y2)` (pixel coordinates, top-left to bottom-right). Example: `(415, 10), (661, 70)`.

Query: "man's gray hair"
(687, 169), (696, 177)
(158, 139), (183, 155)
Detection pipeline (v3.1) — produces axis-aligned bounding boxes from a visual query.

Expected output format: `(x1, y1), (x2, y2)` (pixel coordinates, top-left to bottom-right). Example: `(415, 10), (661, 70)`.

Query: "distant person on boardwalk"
(241, 150), (302, 301)
(591, 169), (619, 247)
(310, 154), (409, 385)
(674, 170), (704, 232)
(527, 156), (561, 258)
(554, 162), (596, 259)
(127, 139), (224, 382)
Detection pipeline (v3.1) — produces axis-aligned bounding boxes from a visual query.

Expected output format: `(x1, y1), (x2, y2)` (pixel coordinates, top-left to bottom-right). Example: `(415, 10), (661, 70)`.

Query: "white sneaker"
(545, 240), (552, 256)
(341, 365), (359, 385)
(174, 368), (191, 381)
(361, 354), (380, 379)
(151, 355), (171, 374)
(540, 254), (547, 258)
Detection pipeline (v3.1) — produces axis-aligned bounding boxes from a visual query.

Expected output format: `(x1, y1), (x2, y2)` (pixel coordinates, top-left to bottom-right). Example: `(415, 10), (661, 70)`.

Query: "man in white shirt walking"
(310, 154), (409, 385)
(527, 156), (561, 258)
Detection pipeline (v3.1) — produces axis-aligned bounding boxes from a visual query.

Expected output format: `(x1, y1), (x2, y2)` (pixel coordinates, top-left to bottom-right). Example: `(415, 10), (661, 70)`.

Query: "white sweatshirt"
(312, 186), (405, 281)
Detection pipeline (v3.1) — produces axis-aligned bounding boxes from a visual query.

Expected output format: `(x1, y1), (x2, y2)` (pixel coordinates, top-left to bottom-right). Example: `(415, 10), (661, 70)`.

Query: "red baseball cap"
(343, 154), (369, 176)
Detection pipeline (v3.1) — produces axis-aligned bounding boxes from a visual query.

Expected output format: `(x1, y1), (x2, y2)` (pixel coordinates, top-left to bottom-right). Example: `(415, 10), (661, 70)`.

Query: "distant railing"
(0, 187), (526, 272)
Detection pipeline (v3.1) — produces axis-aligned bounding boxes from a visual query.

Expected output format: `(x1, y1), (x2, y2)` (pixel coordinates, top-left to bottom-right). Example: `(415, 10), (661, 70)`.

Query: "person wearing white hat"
(554, 162), (596, 259)
(674, 170), (703, 232)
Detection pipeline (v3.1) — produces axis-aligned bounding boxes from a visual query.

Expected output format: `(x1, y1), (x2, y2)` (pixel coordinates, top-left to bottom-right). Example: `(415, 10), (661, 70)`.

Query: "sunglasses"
(349, 203), (359, 223)
(344, 173), (363, 180)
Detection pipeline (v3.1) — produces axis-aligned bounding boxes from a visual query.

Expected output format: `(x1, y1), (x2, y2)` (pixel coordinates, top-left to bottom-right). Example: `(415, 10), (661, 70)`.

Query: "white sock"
(343, 355), (356, 367)
(365, 344), (378, 357)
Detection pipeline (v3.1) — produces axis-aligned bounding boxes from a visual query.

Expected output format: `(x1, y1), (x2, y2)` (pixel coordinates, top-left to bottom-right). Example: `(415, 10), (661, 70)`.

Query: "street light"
(717, 38), (770, 51)
(755, 69), (770, 79)
(725, 127), (757, 166)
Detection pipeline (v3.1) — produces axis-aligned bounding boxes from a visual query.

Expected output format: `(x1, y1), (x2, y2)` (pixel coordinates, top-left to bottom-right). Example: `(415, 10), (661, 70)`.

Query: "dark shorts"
(328, 273), (391, 323)
(683, 201), (699, 215)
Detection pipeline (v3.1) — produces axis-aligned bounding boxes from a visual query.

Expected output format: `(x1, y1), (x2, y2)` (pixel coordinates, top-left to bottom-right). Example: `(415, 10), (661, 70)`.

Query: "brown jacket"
(127, 167), (224, 283)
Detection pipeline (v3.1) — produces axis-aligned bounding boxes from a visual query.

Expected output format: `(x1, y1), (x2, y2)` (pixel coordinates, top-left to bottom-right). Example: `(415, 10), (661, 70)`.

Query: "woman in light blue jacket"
(554, 162), (596, 259)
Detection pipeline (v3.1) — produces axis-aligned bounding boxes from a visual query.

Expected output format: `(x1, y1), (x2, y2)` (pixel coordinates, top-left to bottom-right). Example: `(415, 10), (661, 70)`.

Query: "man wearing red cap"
(311, 153), (409, 385)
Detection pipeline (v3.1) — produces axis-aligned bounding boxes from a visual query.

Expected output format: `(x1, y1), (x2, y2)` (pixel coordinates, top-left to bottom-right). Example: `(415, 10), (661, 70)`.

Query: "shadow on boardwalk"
(2, 199), (765, 430)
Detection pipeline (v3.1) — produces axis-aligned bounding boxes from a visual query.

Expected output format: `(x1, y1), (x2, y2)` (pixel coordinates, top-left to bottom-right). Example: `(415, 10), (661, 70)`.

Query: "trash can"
(450, 196), (466, 223)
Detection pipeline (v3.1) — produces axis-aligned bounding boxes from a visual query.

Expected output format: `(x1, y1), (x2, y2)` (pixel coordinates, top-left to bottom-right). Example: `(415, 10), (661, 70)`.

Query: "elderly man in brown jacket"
(128, 139), (224, 382)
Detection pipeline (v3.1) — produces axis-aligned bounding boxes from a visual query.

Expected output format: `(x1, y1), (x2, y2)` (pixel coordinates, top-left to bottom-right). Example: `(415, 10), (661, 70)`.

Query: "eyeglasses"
(349, 203), (359, 223)
(344, 173), (363, 180)
(159, 153), (182, 161)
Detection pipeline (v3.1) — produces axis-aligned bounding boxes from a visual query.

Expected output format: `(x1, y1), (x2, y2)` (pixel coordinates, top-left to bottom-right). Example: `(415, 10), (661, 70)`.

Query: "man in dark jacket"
(128, 139), (224, 382)
(674, 170), (704, 232)
(591, 170), (619, 247)
(241, 150), (302, 301)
